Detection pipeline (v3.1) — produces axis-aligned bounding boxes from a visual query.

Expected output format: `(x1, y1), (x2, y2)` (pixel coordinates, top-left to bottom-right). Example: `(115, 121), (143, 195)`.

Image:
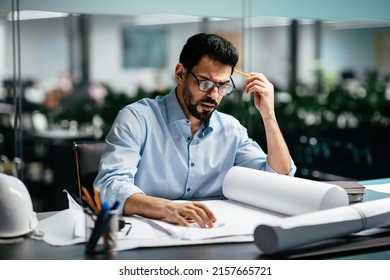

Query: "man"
(94, 33), (296, 228)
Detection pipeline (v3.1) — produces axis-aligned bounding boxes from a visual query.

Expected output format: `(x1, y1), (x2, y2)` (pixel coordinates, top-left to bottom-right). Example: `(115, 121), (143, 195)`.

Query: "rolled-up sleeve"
(264, 158), (297, 176)
(94, 106), (145, 214)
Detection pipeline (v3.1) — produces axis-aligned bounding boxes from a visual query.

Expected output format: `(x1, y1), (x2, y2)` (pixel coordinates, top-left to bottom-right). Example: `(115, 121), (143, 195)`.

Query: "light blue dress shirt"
(94, 89), (296, 213)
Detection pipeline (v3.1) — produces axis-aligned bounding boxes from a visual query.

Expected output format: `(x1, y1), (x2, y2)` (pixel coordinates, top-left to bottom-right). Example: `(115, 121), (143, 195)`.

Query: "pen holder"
(84, 208), (118, 255)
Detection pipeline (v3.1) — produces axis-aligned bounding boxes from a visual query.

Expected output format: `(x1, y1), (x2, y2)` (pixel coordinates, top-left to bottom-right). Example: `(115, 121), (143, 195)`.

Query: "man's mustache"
(200, 98), (218, 107)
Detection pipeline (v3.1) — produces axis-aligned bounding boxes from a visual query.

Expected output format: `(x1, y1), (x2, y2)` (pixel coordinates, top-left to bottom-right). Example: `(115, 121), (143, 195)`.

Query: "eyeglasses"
(190, 71), (236, 97)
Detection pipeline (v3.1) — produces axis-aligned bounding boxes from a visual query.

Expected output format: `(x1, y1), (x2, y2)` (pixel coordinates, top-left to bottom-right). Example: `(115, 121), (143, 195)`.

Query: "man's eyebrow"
(198, 74), (231, 84)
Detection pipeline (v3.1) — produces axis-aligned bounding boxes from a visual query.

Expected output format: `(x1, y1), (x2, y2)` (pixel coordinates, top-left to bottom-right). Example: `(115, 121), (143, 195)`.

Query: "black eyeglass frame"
(190, 71), (236, 97)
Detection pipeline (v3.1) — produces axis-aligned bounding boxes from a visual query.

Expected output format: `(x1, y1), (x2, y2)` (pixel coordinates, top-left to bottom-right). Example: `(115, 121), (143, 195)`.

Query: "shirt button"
(186, 188), (191, 192)
(190, 162), (195, 167)
(186, 137), (191, 142)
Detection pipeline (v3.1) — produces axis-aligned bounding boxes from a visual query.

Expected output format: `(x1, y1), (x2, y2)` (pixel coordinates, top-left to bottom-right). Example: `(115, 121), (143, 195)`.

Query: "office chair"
(73, 141), (106, 202)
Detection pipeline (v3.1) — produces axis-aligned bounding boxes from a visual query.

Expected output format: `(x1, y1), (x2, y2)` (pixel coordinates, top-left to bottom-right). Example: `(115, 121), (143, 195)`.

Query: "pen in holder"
(84, 207), (118, 255)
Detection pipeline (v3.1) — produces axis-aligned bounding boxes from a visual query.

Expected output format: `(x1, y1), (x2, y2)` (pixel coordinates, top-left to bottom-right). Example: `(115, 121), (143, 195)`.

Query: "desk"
(1, 179), (390, 260)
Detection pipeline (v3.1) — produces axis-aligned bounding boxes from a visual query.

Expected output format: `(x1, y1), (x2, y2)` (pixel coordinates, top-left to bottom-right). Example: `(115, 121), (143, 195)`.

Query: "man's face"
(181, 57), (232, 121)
(181, 81), (219, 121)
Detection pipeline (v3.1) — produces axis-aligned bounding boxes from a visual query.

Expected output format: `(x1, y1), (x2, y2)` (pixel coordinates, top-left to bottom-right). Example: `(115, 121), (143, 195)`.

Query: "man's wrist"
(260, 110), (276, 122)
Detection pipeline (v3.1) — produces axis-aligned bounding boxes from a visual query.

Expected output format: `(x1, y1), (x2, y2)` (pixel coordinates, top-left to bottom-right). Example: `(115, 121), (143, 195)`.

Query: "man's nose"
(207, 86), (220, 99)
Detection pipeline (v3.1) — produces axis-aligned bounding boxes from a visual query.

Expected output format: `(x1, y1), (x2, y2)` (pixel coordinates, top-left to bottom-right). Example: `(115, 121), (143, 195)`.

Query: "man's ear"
(175, 63), (186, 83)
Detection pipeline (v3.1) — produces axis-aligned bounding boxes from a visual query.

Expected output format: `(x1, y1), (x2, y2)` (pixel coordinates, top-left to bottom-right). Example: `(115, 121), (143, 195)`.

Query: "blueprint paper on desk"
(32, 190), (153, 248)
(131, 166), (350, 243)
(32, 208), (85, 246)
(33, 167), (351, 249)
(254, 196), (390, 254)
(365, 183), (390, 194)
(31, 190), (85, 246)
(223, 166), (349, 215)
(137, 200), (284, 241)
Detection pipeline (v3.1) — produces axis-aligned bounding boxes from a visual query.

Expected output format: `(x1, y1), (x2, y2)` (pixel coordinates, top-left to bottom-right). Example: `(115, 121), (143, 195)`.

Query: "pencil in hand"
(234, 69), (250, 78)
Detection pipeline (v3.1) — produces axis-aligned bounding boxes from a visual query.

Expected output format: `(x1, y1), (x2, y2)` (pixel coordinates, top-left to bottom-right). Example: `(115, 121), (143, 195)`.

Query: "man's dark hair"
(179, 33), (239, 73)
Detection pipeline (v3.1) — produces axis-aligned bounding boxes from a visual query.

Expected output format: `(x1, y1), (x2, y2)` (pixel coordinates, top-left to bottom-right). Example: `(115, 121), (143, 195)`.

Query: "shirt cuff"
(104, 182), (144, 215)
(264, 158), (297, 176)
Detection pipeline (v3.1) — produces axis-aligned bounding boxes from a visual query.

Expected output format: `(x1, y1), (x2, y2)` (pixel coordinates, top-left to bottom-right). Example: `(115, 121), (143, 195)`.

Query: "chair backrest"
(73, 141), (106, 201)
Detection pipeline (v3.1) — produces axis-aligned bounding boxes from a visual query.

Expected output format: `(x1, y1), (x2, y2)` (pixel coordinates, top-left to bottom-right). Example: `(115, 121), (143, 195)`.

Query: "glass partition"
(2, 0), (390, 211)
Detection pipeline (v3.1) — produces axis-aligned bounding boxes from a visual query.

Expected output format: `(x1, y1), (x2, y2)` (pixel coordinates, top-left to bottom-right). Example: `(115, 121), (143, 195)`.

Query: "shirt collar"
(166, 88), (187, 124)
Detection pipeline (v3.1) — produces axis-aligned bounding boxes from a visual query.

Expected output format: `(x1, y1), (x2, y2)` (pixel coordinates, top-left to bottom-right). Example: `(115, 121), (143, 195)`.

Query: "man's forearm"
(123, 193), (169, 219)
(262, 116), (291, 175)
(123, 193), (217, 228)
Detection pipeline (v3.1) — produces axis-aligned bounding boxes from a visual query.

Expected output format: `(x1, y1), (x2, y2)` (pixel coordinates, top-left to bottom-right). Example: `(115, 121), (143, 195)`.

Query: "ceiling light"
(133, 14), (226, 26)
(244, 17), (315, 28)
(7, 10), (69, 21)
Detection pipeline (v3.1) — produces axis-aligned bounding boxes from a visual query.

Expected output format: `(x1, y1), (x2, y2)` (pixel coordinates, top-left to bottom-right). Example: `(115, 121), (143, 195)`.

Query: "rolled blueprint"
(223, 166), (349, 216)
(254, 197), (390, 254)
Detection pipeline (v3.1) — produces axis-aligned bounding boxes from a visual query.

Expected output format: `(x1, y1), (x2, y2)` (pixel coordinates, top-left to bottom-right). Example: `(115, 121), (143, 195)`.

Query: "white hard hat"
(0, 173), (38, 238)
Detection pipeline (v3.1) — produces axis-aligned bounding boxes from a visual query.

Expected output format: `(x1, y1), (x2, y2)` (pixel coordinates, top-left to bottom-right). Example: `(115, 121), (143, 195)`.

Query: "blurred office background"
(1, 0), (389, 212)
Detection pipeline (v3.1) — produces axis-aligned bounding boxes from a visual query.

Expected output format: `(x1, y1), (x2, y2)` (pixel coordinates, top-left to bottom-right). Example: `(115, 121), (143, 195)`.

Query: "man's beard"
(183, 85), (218, 121)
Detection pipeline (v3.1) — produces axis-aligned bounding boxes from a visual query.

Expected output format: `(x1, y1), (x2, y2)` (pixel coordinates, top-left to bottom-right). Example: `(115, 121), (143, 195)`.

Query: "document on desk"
(33, 191), (158, 247)
(254, 197), (390, 254)
(33, 167), (352, 249)
(135, 200), (285, 241)
(32, 209), (86, 246)
(134, 166), (349, 242)
(365, 183), (390, 194)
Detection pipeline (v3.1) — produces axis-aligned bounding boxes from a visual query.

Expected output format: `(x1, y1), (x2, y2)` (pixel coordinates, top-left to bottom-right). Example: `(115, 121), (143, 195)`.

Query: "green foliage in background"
(52, 71), (390, 141)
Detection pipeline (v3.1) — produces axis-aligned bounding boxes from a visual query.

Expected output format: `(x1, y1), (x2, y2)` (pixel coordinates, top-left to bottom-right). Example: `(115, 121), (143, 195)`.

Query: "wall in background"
(2, 15), (389, 98)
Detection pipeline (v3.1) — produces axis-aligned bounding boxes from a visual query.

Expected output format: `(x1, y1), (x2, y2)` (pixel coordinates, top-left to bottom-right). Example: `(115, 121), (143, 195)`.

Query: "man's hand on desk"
(163, 201), (217, 228)
(123, 193), (217, 228)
